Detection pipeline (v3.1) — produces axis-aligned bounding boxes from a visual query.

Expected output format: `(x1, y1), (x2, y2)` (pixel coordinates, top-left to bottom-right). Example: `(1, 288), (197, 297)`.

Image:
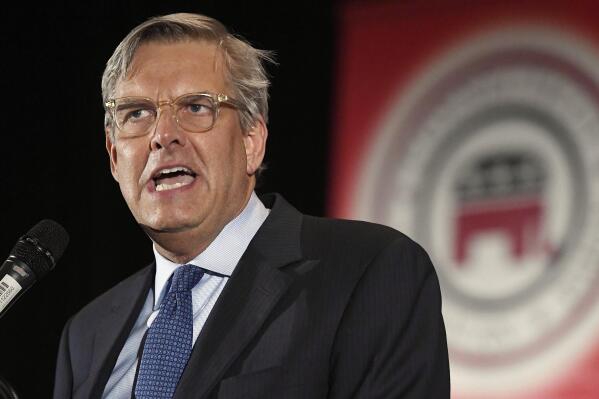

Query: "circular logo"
(353, 27), (599, 395)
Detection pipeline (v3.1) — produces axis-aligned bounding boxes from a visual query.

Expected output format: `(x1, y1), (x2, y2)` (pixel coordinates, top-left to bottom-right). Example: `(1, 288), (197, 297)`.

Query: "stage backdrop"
(330, 1), (599, 398)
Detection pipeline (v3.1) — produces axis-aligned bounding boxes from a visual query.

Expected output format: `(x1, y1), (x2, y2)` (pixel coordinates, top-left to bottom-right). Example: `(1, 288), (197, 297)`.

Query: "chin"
(137, 214), (199, 234)
(148, 224), (190, 234)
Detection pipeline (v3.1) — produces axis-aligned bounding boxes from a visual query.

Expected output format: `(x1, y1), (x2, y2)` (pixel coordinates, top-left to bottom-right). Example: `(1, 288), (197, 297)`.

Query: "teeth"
(156, 181), (190, 192)
(157, 166), (193, 176)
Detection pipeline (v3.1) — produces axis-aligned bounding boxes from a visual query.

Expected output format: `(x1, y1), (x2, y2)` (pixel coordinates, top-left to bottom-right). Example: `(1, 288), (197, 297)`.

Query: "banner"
(330, 1), (599, 397)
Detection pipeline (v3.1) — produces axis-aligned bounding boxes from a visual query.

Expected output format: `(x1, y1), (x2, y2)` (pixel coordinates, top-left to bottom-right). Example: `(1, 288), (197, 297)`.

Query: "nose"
(150, 105), (188, 151)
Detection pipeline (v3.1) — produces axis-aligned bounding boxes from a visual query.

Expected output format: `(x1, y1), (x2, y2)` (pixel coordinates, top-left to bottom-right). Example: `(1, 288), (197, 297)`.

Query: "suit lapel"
(175, 194), (306, 399)
(88, 265), (154, 399)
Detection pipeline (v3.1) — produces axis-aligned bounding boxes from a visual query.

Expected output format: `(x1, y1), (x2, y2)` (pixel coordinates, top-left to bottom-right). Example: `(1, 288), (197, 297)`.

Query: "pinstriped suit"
(54, 193), (450, 398)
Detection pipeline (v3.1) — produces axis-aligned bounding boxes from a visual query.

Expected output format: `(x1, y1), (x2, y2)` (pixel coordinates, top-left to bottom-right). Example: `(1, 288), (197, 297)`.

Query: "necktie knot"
(170, 264), (204, 293)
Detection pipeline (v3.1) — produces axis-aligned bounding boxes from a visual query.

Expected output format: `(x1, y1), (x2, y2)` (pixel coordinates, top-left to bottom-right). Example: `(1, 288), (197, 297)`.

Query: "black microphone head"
(11, 219), (69, 278)
(25, 219), (69, 260)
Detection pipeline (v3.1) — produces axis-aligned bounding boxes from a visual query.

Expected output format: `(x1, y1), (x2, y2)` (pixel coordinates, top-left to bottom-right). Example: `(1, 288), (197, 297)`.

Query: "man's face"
(106, 40), (266, 251)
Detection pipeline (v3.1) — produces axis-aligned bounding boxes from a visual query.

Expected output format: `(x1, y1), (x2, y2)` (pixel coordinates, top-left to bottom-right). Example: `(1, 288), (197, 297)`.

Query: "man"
(54, 13), (450, 399)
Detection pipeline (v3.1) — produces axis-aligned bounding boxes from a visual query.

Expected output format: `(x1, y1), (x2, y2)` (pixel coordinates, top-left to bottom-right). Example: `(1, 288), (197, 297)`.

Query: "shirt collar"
(152, 191), (269, 308)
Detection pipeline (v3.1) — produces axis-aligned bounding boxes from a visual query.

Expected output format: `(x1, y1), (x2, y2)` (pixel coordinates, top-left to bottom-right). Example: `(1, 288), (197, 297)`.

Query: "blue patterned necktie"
(135, 264), (204, 399)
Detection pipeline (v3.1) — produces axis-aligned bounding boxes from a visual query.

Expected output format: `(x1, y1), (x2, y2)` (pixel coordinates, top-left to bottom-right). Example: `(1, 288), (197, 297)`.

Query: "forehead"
(114, 40), (228, 98)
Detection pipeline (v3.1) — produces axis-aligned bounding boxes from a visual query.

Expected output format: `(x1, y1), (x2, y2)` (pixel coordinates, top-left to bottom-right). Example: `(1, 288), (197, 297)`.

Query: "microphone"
(0, 219), (69, 319)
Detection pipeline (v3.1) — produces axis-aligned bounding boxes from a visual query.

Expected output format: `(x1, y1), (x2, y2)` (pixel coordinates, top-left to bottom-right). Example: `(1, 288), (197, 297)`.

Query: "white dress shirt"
(102, 192), (269, 399)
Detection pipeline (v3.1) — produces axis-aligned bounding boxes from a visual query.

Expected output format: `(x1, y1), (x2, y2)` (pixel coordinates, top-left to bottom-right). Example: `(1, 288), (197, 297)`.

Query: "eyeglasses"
(104, 92), (245, 138)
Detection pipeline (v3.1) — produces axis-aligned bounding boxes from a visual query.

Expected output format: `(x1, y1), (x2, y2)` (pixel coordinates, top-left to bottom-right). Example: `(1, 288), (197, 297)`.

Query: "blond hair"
(101, 13), (275, 133)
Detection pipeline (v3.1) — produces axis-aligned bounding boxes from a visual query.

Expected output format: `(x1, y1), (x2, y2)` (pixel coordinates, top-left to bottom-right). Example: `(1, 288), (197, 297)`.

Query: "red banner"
(330, 1), (599, 397)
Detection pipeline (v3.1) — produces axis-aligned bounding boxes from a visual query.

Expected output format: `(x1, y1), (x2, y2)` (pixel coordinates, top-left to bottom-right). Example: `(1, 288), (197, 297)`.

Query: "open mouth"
(152, 166), (197, 192)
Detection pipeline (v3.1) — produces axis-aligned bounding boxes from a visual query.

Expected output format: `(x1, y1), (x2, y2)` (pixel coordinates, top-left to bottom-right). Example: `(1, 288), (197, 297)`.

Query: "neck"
(148, 186), (255, 264)
(152, 230), (218, 264)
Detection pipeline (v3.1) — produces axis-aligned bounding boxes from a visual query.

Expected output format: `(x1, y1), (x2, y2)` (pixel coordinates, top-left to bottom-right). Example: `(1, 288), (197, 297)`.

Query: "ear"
(105, 128), (120, 182)
(243, 116), (268, 175)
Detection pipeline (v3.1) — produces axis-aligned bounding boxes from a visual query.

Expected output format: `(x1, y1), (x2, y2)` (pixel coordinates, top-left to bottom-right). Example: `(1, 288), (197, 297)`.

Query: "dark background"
(0, 1), (336, 397)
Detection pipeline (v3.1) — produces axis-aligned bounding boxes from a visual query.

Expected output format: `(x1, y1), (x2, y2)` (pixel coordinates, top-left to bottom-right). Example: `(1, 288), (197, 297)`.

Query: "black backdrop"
(0, 1), (335, 397)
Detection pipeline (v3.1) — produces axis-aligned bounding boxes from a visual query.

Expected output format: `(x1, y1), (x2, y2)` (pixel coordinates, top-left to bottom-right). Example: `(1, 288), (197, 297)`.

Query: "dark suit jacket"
(54, 194), (449, 398)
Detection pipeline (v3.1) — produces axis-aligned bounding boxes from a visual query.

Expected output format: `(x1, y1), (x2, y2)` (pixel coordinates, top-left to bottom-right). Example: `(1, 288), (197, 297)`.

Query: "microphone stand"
(0, 375), (18, 399)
